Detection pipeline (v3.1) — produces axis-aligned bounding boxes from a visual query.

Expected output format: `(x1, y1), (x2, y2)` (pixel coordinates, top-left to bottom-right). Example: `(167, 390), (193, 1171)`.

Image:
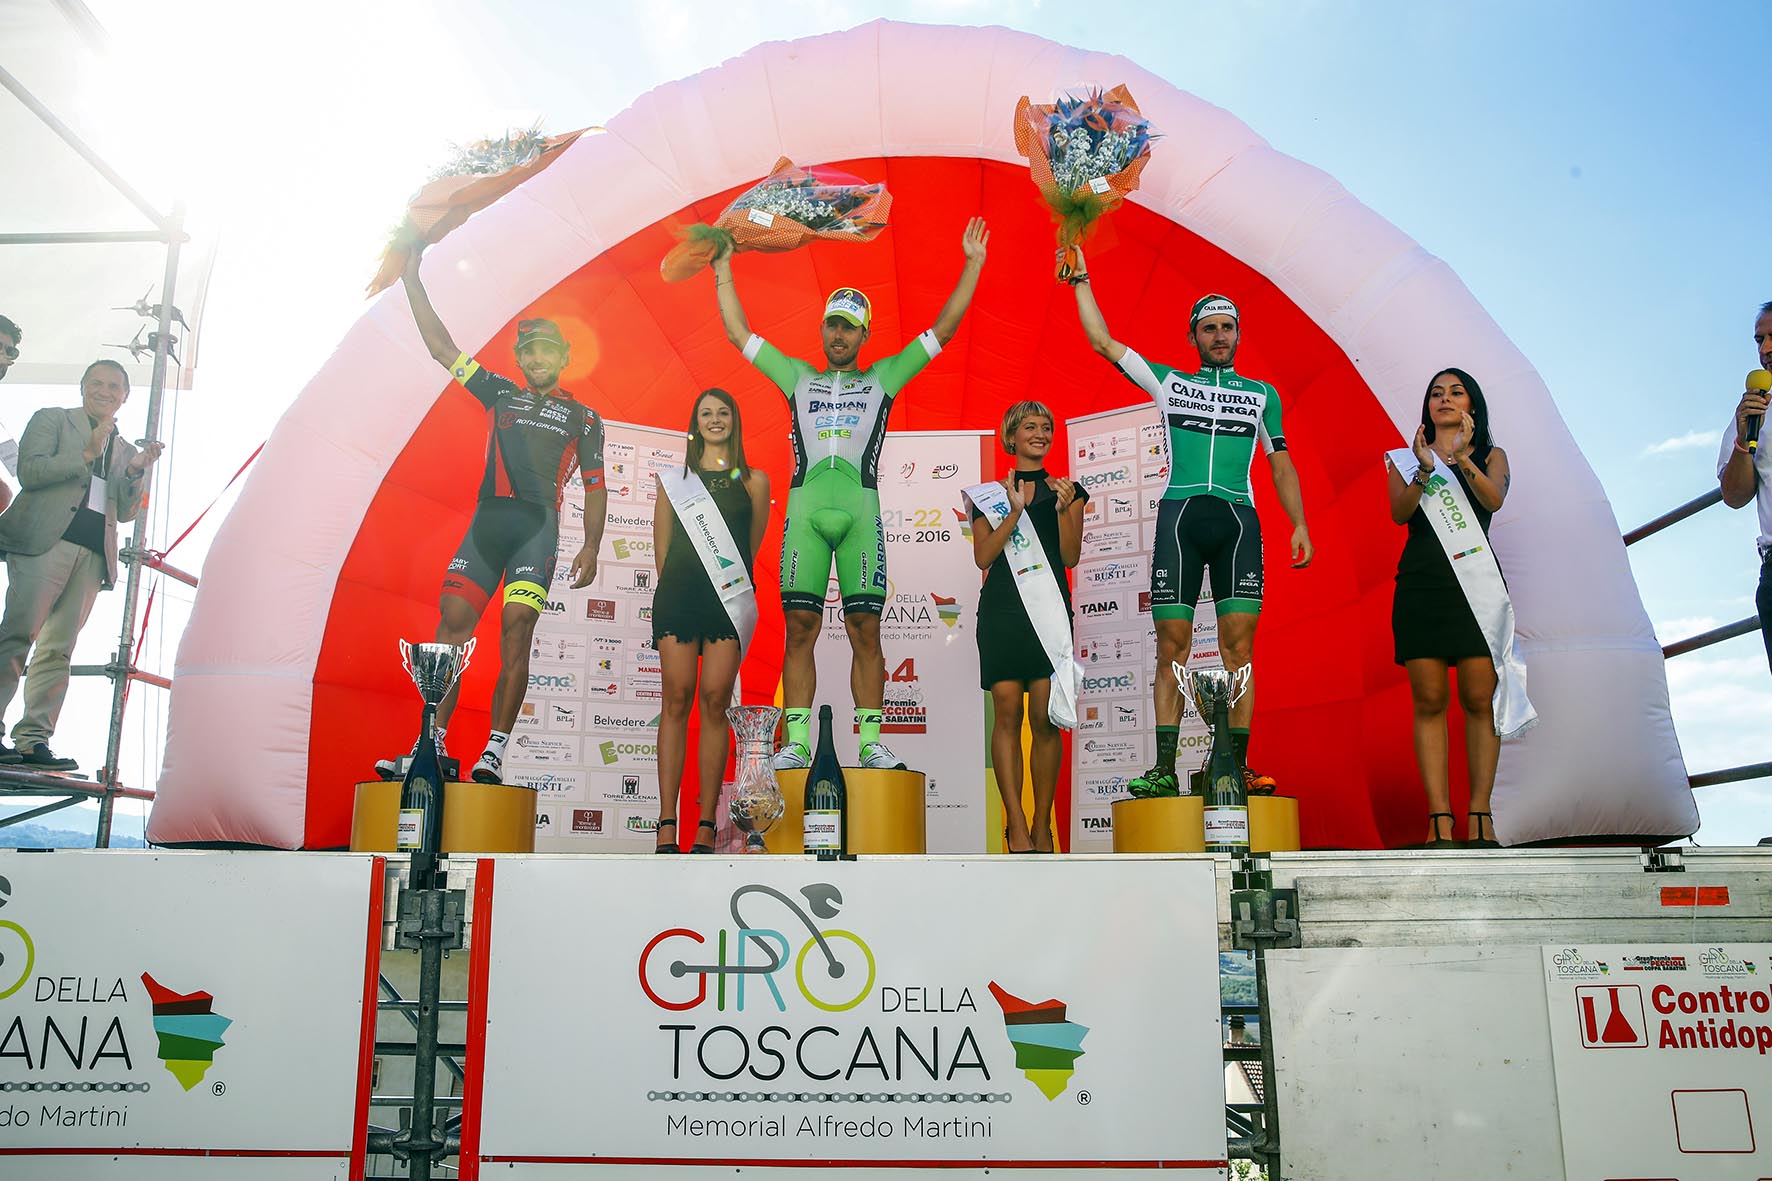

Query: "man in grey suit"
(0, 359), (163, 769)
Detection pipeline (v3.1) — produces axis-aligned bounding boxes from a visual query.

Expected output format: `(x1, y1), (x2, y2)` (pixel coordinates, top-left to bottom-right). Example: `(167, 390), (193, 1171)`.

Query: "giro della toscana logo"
(0, 875), (231, 1103)
(634, 882), (1088, 1109)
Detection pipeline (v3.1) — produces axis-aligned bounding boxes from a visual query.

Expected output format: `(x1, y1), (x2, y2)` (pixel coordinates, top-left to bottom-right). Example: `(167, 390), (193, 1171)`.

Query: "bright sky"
(14, 0), (1769, 845)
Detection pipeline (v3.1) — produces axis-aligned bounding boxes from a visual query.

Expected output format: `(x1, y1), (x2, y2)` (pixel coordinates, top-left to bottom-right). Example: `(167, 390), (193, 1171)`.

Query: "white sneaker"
(375, 730), (447, 780)
(860, 741), (907, 771)
(471, 749), (503, 785)
(771, 742), (810, 771)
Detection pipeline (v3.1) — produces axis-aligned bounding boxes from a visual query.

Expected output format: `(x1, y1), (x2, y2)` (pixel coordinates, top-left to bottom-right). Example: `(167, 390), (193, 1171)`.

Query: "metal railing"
(1622, 487), (1763, 791)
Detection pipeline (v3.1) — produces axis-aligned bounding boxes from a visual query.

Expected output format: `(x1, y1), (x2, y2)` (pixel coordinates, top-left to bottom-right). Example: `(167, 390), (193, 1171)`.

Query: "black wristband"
(1066, 272), (1090, 287)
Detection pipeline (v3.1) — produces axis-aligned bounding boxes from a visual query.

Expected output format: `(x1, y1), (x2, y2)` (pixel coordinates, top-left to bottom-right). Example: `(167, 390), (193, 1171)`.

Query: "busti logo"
(988, 982), (1088, 1099)
(141, 973), (230, 1090)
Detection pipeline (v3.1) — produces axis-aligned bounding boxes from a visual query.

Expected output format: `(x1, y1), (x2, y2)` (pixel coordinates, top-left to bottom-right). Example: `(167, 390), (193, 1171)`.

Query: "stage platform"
(2, 844), (1765, 1179)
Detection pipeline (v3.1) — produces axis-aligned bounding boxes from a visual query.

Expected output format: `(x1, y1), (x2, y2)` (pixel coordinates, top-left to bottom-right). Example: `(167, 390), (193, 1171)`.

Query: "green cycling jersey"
(1115, 347), (1286, 505)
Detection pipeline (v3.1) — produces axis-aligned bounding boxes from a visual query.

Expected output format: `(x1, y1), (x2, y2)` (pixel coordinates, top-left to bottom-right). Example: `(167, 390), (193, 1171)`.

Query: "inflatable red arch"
(150, 21), (1694, 850)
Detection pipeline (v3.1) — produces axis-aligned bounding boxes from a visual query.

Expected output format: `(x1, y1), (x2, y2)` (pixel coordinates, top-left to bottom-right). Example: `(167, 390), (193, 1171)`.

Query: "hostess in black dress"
(1392, 459), (1496, 665)
(971, 469), (1090, 689)
(652, 467), (755, 647)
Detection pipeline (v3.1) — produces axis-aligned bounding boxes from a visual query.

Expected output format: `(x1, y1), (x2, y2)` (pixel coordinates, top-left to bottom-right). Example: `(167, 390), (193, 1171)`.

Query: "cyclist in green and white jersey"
(712, 218), (990, 770)
(1071, 246), (1313, 797)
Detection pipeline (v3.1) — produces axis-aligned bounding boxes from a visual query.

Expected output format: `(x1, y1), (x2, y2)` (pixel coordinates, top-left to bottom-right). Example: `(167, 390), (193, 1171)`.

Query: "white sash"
(1388, 448), (1537, 739)
(657, 469), (758, 655)
(962, 479), (1083, 730)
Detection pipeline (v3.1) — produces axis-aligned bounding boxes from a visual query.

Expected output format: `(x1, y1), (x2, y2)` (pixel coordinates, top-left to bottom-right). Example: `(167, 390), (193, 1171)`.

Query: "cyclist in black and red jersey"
(376, 243), (608, 784)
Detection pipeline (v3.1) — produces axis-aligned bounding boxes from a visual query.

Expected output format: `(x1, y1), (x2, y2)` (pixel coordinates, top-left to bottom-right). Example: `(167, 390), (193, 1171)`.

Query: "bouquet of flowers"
(1012, 86), (1156, 281)
(367, 123), (595, 296)
(660, 157), (892, 282)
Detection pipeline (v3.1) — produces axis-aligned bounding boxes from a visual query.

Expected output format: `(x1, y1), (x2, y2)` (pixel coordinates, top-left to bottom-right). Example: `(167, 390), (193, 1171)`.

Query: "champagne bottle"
(802, 705), (848, 860)
(398, 706), (447, 889)
(1201, 689), (1249, 855)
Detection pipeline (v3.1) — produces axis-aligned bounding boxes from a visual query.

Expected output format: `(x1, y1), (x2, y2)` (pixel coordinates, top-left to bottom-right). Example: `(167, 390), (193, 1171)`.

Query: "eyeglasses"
(0, 344), (17, 360)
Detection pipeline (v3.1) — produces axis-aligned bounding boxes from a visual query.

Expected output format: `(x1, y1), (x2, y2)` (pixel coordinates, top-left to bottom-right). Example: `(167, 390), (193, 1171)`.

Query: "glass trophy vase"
(727, 705), (785, 853)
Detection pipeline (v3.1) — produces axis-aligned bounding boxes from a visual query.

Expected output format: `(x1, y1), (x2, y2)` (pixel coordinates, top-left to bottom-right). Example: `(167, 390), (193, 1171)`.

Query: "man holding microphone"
(1718, 301), (1772, 672)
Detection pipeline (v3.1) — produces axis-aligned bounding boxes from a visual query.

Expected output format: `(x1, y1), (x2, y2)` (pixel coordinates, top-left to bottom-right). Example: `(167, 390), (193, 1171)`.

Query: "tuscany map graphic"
(988, 982), (1088, 1099)
(140, 972), (231, 1090)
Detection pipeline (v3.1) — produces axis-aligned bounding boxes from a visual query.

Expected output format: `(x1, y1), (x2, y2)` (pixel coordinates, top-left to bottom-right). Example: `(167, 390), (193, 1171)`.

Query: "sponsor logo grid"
(1068, 405), (1224, 852)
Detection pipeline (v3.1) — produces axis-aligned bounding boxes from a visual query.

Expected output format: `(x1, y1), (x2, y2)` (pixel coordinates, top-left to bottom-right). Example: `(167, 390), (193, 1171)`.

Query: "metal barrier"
(1623, 487), (1764, 792)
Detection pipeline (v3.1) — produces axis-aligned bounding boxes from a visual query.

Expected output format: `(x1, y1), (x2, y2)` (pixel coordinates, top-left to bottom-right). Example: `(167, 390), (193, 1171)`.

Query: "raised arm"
(930, 217), (989, 346)
(711, 250), (753, 350)
(1070, 245), (1127, 364)
(401, 246), (462, 367)
(1721, 383), (1766, 508)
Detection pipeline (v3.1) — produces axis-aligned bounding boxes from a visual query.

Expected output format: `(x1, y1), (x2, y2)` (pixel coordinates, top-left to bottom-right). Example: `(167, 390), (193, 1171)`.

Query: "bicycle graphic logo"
(0, 875), (35, 1000)
(639, 883), (876, 1014)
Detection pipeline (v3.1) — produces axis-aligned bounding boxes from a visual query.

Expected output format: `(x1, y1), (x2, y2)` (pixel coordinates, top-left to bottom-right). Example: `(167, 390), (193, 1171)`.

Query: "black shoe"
(22, 745), (78, 771)
(0, 742), (21, 765)
(690, 819), (719, 854)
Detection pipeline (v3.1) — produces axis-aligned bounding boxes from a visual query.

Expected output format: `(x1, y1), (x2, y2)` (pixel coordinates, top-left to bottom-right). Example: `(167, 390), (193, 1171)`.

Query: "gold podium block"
(1111, 794), (1301, 853)
(350, 780), (537, 854)
(766, 769), (927, 854)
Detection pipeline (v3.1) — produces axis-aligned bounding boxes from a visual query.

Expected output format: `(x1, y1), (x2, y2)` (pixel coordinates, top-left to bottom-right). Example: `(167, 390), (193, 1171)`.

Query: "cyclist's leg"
(778, 485), (836, 755)
(490, 506), (557, 735)
(834, 489), (888, 756)
(435, 502), (509, 730)
(1214, 502), (1263, 734)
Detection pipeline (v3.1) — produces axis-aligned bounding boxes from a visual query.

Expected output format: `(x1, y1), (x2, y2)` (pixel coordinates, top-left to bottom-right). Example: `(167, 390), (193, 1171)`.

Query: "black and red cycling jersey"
(448, 353), (605, 508)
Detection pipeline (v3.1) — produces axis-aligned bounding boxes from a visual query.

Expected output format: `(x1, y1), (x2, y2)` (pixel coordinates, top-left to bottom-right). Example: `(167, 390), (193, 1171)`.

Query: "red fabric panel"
(304, 156), (1422, 851)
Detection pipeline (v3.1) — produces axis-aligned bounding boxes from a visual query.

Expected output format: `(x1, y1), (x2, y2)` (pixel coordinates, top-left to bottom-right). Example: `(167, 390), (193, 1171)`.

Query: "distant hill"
(0, 808), (147, 849)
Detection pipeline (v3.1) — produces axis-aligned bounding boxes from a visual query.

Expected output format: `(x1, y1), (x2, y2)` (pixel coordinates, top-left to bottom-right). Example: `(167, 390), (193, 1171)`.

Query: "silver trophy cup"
(401, 638), (476, 710)
(1174, 661), (1253, 726)
(727, 705), (785, 853)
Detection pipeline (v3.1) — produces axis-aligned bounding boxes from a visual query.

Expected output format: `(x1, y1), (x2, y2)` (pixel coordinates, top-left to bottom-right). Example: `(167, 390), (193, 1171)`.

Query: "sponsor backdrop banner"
(521, 421), (687, 851)
(525, 427), (986, 853)
(1066, 407), (1221, 852)
(473, 856), (1227, 1175)
(1544, 943), (1772, 1178)
(813, 432), (988, 854)
(0, 852), (378, 1174)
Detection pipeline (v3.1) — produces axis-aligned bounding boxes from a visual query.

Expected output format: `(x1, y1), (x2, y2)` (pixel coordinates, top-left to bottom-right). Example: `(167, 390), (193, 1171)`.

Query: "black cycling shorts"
(441, 497), (559, 615)
(1150, 496), (1262, 621)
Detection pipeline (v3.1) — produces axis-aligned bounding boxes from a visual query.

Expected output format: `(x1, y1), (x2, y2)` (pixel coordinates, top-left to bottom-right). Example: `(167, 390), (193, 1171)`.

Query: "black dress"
(971, 469), (1090, 688)
(652, 467), (755, 647)
(1392, 459), (1495, 665)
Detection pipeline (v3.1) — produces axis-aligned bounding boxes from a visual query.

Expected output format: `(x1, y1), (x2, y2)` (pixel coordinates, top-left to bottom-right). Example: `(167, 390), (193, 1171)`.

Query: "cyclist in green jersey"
(1071, 245), (1313, 797)
(711, 217), (989, 770)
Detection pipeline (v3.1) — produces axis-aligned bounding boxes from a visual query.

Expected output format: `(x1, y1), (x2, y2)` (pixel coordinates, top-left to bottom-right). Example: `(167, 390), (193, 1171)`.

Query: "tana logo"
(141, 973), (231, 1091)
(930, 593), (961, 629)
(988, 982), (1088, 1099)
(639, 883), (874, 1014)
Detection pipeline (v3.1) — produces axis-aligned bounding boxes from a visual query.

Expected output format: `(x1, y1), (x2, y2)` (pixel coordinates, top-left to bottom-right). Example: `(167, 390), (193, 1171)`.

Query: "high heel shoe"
(1003, 827), (1035, 855)
(690, 819), (719, 854)
(654, 818), (679, 853)
(1466, 811), (1500, 849)
(1421, 812), (1458, 849)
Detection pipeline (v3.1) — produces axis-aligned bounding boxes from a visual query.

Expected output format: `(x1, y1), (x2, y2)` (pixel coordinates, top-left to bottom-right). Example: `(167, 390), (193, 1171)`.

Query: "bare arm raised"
(930, 217), (990, 346)
(401, 245), (462, 368)
(710, 248), (753, 350)
(1069, 245), (1127, 364)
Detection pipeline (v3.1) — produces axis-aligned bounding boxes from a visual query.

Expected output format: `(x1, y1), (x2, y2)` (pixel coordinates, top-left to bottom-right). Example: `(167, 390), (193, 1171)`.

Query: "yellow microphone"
(1749, 369), (1772, 452)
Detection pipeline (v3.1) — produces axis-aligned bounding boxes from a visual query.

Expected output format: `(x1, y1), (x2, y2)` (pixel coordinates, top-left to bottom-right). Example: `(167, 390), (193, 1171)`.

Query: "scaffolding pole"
(94, 209), (182, 846)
